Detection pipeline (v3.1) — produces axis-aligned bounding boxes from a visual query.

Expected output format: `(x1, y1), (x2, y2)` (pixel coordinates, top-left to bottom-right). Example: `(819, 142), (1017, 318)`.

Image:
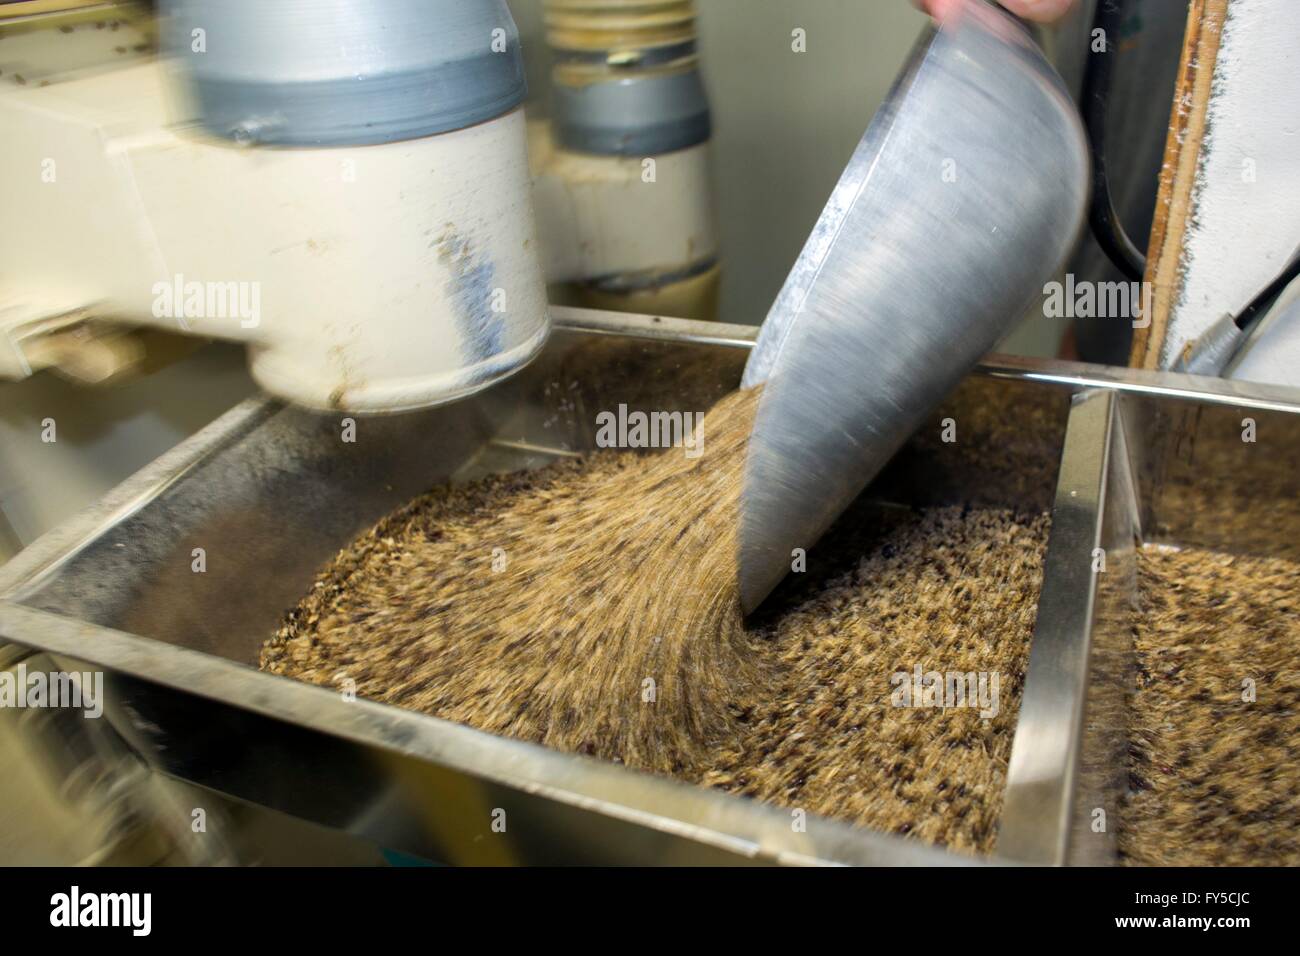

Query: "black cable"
(1235, 248), (1300, 331)
(1080, 0), (1148, 282)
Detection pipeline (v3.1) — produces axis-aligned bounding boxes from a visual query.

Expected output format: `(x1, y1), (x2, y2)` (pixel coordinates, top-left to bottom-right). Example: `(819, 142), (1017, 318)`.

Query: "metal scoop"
(738, 0), (1088, 614)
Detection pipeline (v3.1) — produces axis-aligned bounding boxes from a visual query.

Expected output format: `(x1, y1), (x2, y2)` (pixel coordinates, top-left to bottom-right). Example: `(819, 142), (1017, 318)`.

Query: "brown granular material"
(1120, 545), (1300, 866)
(705, 505), (1046, 853)
(267, 387), (767, 776)
(262, 387), (1050, 853)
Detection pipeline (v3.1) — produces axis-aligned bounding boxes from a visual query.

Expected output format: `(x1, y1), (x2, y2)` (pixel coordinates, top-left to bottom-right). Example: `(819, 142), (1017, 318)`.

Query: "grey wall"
(699, 0), (930, 327)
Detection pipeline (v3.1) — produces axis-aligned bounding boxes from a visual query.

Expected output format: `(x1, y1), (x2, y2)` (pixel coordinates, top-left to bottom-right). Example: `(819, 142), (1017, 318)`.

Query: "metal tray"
(3, 308), (1298, 865)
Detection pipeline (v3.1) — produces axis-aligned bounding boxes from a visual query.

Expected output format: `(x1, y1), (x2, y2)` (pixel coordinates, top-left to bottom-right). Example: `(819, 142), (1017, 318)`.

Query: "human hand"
(919, 0), (1078, 24)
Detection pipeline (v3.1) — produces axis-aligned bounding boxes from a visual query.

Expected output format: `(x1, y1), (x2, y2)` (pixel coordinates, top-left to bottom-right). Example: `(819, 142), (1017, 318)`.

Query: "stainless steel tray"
(3, 308), (1298, 865)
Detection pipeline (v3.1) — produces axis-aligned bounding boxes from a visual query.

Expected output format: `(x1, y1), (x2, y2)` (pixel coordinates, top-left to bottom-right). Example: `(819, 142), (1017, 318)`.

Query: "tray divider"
(998, 388), (1138, 865)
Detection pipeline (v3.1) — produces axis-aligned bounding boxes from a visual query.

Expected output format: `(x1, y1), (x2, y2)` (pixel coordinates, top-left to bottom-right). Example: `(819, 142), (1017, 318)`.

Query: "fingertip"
(923, 0), (968, 25)
(999, 0), (1077, 24)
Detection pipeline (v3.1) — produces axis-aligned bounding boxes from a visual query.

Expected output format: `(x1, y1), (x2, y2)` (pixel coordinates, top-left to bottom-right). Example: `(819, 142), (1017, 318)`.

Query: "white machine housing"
(0, 61), (548, 413)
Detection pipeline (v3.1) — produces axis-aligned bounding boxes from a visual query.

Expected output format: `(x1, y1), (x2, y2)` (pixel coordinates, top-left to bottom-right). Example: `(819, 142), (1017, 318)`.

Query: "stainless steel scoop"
(738, 0), (1089, 614)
